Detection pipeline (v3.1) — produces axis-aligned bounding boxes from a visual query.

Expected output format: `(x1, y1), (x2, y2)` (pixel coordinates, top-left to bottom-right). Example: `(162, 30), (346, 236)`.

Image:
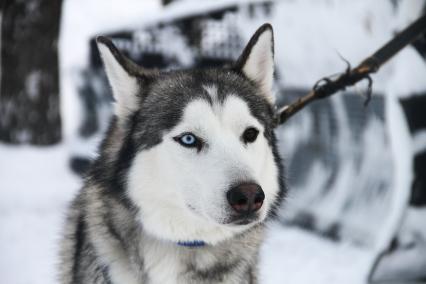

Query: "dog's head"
(97, 24), (284, 245)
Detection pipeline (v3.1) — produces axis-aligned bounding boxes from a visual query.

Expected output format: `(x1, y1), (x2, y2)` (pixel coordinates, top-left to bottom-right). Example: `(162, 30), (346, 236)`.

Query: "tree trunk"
(0, 0), (62, 145)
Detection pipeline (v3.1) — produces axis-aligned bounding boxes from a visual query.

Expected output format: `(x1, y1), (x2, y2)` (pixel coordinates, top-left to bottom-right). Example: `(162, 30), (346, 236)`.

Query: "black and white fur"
(59, 24), (285, 284)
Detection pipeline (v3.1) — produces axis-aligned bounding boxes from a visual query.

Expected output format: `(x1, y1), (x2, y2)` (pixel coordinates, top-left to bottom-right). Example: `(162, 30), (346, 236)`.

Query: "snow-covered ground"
(1, 0), (425, 283)
(0, 144), (80, 284)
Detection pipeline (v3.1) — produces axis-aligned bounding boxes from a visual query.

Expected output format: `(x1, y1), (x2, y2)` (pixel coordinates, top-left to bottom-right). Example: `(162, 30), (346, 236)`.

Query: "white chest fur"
(143, 242), (185, 284)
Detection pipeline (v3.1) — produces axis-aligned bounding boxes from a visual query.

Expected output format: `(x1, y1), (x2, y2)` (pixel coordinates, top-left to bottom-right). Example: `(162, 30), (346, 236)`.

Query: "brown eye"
(242, 127), (259, 144)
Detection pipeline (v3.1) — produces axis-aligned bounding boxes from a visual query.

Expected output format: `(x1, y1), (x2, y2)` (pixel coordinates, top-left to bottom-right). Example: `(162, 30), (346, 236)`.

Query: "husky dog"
(59, 24), (285, 284)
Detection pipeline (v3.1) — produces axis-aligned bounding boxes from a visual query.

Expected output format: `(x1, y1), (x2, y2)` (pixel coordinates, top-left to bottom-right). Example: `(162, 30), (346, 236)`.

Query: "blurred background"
(0, 0), (425, 283)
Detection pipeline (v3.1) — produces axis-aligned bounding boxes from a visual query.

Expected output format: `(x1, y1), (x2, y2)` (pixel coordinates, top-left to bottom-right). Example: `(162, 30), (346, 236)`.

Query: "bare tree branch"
(275, 13), (426, 126)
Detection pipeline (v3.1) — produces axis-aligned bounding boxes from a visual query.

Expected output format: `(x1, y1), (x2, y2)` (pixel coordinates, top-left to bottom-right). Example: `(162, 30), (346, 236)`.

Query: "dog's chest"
(142, 244), (185, 284)
(141, 243), (247, 284)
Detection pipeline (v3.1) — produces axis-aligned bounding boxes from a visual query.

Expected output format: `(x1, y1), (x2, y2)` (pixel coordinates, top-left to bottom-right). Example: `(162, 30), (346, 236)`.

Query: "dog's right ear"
(96, 36), (141, 119)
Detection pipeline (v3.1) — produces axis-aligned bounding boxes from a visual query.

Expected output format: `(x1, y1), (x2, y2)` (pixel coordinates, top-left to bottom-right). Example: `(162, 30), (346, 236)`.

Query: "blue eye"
(180, 134), (196, 145)
(173, 132), (202, 151)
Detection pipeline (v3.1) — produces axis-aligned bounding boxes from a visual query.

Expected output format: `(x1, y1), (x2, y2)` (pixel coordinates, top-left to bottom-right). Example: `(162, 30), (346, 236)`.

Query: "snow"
(372, 208), (426, 282)
(1, 0), (425, 283)
(260, 223), (373, 284)
(0, 144), (81, 284)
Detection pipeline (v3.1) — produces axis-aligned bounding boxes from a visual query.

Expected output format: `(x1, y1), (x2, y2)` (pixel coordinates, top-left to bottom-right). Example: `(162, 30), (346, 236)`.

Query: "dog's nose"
(227, 183), (265, 214)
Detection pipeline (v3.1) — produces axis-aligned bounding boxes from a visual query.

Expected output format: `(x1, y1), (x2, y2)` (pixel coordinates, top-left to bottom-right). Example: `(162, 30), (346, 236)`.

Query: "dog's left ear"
(235, 24), (275, 104)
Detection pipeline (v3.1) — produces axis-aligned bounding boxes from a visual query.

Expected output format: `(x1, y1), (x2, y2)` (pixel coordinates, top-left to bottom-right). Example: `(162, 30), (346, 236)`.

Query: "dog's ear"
(96, 36), (142, 118)
(235, 24), (275, 104)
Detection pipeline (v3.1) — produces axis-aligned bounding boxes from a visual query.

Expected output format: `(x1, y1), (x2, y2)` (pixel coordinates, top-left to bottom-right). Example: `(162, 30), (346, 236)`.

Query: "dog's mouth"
(185, 203), (261, 226)
(228, 213), (260, 226)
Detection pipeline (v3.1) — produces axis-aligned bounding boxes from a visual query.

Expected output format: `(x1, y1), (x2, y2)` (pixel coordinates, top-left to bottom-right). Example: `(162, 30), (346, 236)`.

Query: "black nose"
(227, 183), (265, 214)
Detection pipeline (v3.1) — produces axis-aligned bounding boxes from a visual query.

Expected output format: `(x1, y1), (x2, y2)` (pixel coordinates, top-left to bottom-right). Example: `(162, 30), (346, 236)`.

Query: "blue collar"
(177, 240), (206, 248)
